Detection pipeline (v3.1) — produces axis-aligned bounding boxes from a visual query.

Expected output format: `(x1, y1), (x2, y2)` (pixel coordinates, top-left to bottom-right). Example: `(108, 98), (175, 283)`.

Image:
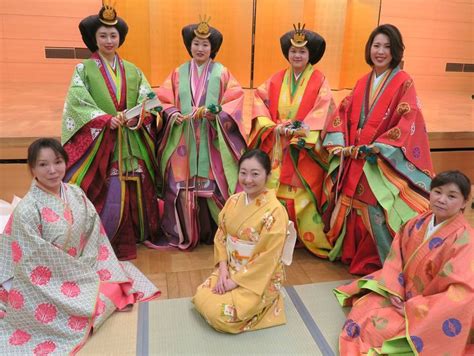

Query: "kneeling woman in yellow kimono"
(193, 149), (290, 333)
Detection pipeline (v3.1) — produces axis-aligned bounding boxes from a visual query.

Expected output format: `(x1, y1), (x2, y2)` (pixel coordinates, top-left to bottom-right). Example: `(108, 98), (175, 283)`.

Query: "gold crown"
(99, 0), (118, 26)
(291, 23), (308, 47)
(194, 15), (211, 39)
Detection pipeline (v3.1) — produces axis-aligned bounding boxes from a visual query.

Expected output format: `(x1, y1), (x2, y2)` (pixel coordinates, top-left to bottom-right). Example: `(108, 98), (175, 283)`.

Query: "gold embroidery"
(333, 116), (342, 127)
(387, 127), (401, 140)
(396, 102), (411, 115)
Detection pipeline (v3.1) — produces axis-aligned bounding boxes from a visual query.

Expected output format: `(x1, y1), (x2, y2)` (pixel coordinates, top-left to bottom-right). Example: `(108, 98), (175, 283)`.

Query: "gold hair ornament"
(194, 15), (212, 39)
(291, 23), (308, 47)
(99, 0), (118, 26)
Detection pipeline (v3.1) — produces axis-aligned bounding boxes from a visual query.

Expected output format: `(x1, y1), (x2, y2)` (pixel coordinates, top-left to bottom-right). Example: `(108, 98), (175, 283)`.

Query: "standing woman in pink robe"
(156, 17), (246, 250)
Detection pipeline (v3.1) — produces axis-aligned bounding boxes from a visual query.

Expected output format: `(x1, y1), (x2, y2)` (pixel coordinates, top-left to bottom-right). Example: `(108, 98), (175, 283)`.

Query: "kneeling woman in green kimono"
(0, 138), (159, 354)
(193, 149), (290, 333)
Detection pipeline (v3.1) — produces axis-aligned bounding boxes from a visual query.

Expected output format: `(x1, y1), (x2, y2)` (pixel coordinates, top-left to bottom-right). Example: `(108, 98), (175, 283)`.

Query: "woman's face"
(95, 26), (120, 57)
(288, 46), (309, 73)
(429, 183), (467, 224)
(370, 33), (392, 75)
(191, 37), (211, 65)
(238, 157), (268, 200)
(31, 148), (66, 194)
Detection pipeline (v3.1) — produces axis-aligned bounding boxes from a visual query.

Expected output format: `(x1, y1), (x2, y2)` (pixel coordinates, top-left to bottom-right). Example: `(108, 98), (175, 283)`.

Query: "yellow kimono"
(193, 189), (289, 333)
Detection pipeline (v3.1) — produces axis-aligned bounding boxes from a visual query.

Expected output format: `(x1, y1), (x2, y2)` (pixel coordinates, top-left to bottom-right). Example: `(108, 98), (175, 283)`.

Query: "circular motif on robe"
(447, 285), (468, 302)
(416, 181), (427, 190)
(30, 266), (52, 286)
(373, 212), (384, 225)
(34, 303), (58, 324)
(76, 63), (84, 72)
(61, 282), (81, 298)
(176, 145), (187, 157)
(97, 269), (112, 281)
(332, 116), (342, 127)
(396, 102), (411, 115)
(414, 304), (429, 319)
(387, 127), (402, 141)
(429, 237), (444, 250)
(33, 340), (56, 356)
(397, 273), (405, 286)
(442, 318), (462, 337)
(68, 316), (89, 331)
(11, 241), (22, 263)
(8, 289), (24, 310)
(412, 146), (421, 159)
(410, 335), (423, 352)
(344, 319), (360, 338)
(406, 162), (416, 172)
(303, 231), (315, 242)
(356, 183), (364, 196)
(65, 117), (76, 132)
(9, 329), (31, 346)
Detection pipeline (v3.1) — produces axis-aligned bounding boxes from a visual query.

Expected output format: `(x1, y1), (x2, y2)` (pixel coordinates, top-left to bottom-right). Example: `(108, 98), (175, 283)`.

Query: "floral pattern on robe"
(0, 182), (159, 355)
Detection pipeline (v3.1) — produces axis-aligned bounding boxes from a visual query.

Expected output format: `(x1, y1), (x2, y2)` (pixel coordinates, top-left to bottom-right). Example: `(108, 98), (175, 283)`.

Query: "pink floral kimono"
(0, 181), (159, 355)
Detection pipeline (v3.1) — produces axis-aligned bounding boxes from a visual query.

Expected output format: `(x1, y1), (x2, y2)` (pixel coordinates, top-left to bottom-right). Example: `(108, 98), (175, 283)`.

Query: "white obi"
(226, 235), (257, 272)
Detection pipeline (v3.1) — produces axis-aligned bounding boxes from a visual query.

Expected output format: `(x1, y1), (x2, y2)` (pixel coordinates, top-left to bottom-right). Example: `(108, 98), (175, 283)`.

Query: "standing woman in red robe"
(250, 24), (336, 258)
(322, 24), (434, 275)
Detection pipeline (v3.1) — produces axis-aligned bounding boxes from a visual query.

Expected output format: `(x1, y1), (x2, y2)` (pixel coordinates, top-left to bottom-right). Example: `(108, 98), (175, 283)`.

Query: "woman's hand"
(276, 122), (292, 137)
(212, 261), (230, 295)
(223, 278), (238, 292)
(172, 112), (185, 125)
(110, 112), (125, 130)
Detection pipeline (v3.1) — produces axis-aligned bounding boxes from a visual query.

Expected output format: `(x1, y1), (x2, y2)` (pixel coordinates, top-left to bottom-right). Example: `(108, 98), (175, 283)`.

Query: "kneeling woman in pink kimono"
(0, 138), (159, 354)
(193, 149), (290, 333)
(335, 170), (473, 355)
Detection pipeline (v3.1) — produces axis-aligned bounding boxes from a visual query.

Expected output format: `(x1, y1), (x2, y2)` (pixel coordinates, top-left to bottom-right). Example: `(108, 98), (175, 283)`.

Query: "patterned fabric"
(322, 68), (434, 274)
(193, 190), (289, 333)
(155, 59), (246, 250)
(62, 52), (161, 260)
(250, 65), (336, 257)
(334, 211), (473, 355)
(0, 182), (159, 355)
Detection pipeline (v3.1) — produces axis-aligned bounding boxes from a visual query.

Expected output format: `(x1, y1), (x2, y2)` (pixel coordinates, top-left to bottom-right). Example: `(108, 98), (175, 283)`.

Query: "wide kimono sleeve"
(232, 205), (288, 296)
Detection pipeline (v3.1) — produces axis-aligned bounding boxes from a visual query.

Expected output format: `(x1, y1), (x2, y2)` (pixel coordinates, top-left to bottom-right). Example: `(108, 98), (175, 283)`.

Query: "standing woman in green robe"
(61, 3), (161, 260)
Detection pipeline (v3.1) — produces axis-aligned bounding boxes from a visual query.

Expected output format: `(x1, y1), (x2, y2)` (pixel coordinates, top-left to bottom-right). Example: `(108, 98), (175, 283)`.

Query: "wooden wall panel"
(1, 0), (99, 84)
(339, 0), (380, 88)
(380, 0), (474, 93)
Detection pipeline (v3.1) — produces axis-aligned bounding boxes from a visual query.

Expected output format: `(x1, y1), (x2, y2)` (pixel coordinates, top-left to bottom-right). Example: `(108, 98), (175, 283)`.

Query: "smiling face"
(95, 26), (120, 58)
(191, 37), (211, 65)
(288, 45), (309, 74)
(370, 33), (392, 75)
(238, 157), (269, 200)
(429, 182), (467, 224)
(31, 147), (66, 195)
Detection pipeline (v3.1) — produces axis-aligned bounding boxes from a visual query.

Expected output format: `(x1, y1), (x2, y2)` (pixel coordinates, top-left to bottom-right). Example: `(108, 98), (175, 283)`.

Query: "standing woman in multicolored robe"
(0, 138), (159, 355)
(334, 170), (473, 355)
(322, 24), (434, 275)
(250, 24), (336, 257)
(156, 17), (246, 250)
(62, 4), (161, 260)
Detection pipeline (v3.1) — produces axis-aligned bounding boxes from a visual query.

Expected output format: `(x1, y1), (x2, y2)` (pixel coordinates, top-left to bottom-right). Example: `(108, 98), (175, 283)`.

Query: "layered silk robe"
(334, 211), (473, 355)
(156, 60), (246, 250)
(193, 190), (288, 333)
(250, 65), (336, 257)
(62, 52), (161, 260)
(0, 182), (159, 355)
(323, 67), (434, 274)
